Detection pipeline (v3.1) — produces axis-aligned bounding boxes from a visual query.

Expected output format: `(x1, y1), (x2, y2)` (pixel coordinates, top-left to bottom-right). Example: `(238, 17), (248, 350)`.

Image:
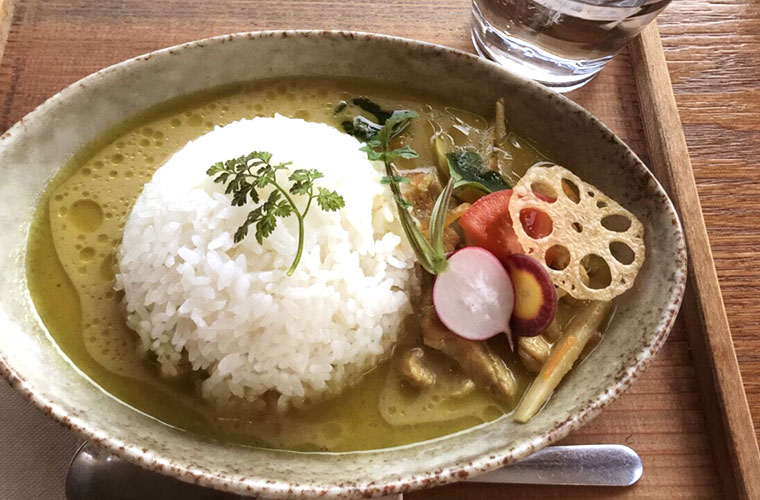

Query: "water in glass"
(471, 0), (671, 92)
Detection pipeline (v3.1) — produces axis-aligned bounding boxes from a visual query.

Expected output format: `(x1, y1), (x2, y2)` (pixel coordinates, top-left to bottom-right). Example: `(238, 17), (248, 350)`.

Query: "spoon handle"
(66, 442), (641, 500)
(466, 444), (642, 486)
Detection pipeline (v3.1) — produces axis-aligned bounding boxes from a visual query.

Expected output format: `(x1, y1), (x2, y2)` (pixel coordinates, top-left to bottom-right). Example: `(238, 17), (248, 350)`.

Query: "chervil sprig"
(207, 151), (345, 275)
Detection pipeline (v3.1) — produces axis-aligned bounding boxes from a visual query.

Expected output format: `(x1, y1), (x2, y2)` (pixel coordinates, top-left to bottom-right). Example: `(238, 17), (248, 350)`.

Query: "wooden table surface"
(658, 0), (760, 428)
(0, 0), (758, 499)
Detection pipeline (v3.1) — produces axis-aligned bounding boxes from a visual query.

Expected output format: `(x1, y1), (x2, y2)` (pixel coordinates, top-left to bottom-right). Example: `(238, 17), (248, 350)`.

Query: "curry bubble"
(141, 127), (154, 137)
(111, 153), (124, 164)
(79, 247), (96, 262)
(69, 199), (104, 232)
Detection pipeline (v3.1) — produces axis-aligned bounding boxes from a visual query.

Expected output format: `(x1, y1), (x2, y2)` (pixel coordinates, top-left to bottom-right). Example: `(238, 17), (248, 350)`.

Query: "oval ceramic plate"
(0, 31), (686, 498)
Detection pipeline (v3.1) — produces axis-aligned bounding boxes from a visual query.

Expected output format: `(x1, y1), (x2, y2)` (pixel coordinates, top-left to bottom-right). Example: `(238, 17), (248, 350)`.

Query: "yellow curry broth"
(27, 78), (550, 452)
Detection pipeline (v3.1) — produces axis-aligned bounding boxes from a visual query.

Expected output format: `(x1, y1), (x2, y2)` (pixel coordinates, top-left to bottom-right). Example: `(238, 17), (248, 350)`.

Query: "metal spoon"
(66, 442), (642, 499)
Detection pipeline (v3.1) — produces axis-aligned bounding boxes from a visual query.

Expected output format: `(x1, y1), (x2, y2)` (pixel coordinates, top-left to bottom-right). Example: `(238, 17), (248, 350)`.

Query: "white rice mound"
(115, 115), (416, 410)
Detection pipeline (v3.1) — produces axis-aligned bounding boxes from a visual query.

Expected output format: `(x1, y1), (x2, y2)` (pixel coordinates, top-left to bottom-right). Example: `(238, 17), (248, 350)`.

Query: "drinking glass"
(471, 0), (671, 92)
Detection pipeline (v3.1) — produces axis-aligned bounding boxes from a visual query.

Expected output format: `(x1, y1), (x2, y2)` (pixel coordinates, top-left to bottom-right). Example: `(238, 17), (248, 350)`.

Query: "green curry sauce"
(26, 78), (552, 452)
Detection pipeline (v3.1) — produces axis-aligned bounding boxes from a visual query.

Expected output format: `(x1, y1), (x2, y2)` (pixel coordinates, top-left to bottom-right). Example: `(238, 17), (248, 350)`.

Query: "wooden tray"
(1, 1), (758, 499)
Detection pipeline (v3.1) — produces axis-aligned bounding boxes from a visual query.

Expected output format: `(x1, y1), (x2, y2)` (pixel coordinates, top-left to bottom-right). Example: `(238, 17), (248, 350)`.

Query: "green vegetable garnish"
(207, 151), (345, 276)
(447, 151), (511, 193)
(350, 97), (393, 124)
(339, 98), (394, 141)
(358, 110), (453, 275)
(380, 175), (410, 185)
(341, 116), (382, 142)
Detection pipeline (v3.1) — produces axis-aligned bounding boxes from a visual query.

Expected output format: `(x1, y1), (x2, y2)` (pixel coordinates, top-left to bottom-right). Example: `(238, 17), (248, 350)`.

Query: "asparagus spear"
(513, 301), (612, 423)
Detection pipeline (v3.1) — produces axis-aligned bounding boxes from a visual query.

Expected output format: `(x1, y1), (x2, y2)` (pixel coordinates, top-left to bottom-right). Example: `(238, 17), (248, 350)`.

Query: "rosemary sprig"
(358, 110), (453, 275)
(339, 98), (511, 274)
(207, 151), (345, 275)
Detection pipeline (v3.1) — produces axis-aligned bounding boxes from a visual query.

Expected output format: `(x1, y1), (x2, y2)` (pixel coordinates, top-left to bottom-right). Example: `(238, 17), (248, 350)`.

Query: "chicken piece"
(404, 170), (439, 214)
(543, 315), (563, 342)
(449, 378), (476, 399)
(518, 335), (552, 373)
(421, 307), (516, 403)
(399, 348), (436, 389)
(401, 171), (462, 253)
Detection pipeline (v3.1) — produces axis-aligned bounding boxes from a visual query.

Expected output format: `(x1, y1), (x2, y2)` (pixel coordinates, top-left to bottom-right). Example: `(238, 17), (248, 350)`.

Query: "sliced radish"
(432, 247), (515, 341)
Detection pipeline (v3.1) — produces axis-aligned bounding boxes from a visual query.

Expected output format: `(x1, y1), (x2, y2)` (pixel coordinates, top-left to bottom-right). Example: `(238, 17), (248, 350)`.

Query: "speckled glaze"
(0, 31), (686, 498)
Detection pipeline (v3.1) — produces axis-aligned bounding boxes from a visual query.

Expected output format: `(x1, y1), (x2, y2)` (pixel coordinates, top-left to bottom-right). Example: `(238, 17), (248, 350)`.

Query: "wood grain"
(630, 23), (760, 500)
(655, 0), (760, 445)
(0, 0), (13, 66)
(0, 1), (752, 499)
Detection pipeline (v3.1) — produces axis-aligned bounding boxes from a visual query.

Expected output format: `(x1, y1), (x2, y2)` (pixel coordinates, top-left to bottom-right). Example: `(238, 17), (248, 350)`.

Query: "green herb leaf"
(206, 161), (225, 176)
(208, 151), (345, 275)
(255, 211), (278, 244)
(360, 144), (385, 161)
(355, 107), (449, 275)
(376, 110), (417, 145)
(447, 151), (510, 193)
(394, 193), (412, 210)
(384, 145), (419, 161)
(380, 175), (410, 185)
(316, 187), (345, 211)
(429, 177), (455, 257)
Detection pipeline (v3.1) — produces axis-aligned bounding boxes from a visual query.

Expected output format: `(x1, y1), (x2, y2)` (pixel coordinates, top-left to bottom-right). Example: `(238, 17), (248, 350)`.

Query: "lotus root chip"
(508, 165), (645, 301)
